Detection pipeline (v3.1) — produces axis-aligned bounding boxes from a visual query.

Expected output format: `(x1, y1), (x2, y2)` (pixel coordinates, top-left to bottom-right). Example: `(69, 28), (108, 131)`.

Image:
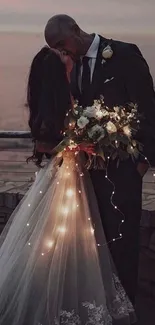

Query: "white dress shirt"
(79, 34), (100, 90)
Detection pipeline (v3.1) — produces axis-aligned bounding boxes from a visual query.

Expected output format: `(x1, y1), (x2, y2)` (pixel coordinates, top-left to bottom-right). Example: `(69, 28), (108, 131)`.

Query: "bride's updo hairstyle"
(27, 46), (71, 166)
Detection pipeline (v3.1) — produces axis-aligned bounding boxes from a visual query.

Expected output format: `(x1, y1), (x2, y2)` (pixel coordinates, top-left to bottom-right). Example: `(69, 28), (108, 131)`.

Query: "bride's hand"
(79, 143), (95, 155)
(61, 52), (73, 74)
(65, 143), (95, 155)
(50, 48), (73, 81)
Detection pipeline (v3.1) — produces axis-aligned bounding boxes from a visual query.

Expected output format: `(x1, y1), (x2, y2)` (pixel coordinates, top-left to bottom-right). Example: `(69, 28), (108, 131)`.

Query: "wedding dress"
(0, 151), (136, 324)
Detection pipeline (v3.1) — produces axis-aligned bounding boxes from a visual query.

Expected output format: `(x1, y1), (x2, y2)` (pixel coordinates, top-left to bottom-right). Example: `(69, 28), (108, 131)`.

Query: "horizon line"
(0, 28), (155, 36)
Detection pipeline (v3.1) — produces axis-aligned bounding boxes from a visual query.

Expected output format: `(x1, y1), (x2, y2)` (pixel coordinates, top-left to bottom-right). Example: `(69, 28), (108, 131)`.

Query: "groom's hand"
(137, 162), (149, 177)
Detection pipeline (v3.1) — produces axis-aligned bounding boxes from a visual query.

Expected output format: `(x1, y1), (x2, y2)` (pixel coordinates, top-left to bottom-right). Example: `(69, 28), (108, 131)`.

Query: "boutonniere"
(101, 44), (113, 64)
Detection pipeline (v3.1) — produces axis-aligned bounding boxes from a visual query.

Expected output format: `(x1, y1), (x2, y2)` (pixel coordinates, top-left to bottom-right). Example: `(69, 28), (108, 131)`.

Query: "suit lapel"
(91, 36), (109, 98)
(70, 36), (114, 102)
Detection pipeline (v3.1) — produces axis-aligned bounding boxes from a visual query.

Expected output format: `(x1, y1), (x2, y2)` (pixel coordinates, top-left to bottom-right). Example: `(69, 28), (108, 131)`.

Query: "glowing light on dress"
(46, 241), (54, 248)
(66, 189), (74, 197)
(57, 226), (67, 234)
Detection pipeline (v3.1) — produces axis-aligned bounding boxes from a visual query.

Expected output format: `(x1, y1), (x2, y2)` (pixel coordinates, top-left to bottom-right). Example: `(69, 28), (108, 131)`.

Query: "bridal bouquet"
(54, 97), (142, 165)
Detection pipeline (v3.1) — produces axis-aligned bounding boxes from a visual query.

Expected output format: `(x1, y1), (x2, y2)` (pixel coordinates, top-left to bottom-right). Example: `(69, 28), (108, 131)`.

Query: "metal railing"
(0, 131), (32, 150)
(0, 131), (31, 139)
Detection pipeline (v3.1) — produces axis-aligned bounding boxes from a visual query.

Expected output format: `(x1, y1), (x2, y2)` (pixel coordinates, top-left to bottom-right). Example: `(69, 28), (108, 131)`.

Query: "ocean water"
(0, 31), (154, 130)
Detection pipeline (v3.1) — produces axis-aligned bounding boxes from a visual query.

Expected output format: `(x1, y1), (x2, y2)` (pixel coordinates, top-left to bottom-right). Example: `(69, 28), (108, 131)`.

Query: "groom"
(44, 14), (155, 304)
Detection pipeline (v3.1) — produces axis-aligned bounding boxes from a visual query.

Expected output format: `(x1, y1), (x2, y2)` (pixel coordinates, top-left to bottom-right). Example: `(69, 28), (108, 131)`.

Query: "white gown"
(0, 151), (136, 324)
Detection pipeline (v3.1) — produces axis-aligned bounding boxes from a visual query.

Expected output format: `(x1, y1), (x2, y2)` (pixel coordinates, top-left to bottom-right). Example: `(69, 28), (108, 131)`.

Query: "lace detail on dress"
(53, 301), (112, 325)
(54, 310), (81, 325)
(83, 301), (112, 325)
(112, 273), (134, 316)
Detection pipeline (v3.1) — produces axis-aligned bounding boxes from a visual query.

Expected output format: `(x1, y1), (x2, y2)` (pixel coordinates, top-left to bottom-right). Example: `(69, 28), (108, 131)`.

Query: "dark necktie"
(81, 56), (91, 107)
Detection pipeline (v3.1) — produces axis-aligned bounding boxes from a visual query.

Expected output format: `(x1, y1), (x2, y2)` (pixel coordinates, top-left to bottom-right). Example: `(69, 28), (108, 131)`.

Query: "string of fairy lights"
(26, 149), (86, 256)
(24, 98), (155, 257)
(104, 156), (124, 242)
(26, 143), (155, 256)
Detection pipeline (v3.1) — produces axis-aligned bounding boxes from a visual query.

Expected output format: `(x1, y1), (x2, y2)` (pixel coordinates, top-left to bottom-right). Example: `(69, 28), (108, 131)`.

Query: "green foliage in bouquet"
(52, 96), (142, 166)
(64, 97), (142, 163)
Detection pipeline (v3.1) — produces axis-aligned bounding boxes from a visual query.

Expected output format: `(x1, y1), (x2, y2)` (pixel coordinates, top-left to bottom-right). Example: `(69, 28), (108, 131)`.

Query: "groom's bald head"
(44, 14), (86, 59)
(45, 15), (78, 47)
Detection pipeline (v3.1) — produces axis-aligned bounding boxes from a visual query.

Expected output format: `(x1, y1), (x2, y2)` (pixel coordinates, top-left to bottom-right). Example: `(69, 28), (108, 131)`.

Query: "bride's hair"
(27, 46), (71, 166)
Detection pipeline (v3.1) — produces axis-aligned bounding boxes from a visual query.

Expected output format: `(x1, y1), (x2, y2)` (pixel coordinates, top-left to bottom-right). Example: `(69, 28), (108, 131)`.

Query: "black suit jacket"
(71, 36), (155, 165)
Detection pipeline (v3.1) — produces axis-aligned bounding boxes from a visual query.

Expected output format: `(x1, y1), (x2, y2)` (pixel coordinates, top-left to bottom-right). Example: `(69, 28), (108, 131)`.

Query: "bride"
(0, 46), (136, 324)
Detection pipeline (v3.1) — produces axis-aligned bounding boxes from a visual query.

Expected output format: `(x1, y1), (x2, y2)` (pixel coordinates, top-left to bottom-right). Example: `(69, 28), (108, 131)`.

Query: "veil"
(0, 152), (136, 324)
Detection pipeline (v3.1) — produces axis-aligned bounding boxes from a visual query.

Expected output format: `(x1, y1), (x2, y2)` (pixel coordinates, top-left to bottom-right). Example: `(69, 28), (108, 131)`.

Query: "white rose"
(95, 104), (102, 110)
(95, 108), (109, 120)
(110, 112), (120, 121)
(102, 109), (109, 117)
(102, 45), (113, 59)
(95, 110), (104, 120)
(83, 106), (96, 118)
(88, 125), (105, 140)
(106, 121), (117, 134)
(123, 125), (131, 137)
(77, 116), (89, 129)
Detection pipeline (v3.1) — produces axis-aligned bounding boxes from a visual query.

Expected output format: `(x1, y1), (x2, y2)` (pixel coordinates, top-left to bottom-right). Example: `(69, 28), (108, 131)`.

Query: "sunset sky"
(0, 0), (155, 33)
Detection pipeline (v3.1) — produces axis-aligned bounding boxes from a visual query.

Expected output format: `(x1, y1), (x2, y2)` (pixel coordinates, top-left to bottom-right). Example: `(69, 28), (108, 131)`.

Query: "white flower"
(77, 116), (89, 129)
(94, 100), (100, 106)
(88, 125), (105, 141)
(102, 109), (109, 117)
(95, 110), (104, 120)
(110, 112), (120, 121)
(123, 125), (131, 137)
(95, 104), (102, 110)
(68, 140), (78, 150)
(95, 108), (109, 120)
(83, 106), (96, 119)
(106, 121), (117, 134)
(102, 45), (113, 59)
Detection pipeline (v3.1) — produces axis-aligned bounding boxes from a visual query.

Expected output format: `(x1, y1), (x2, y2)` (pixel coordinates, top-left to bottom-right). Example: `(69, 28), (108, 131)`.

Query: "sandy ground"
(0, 31), (155, 131)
